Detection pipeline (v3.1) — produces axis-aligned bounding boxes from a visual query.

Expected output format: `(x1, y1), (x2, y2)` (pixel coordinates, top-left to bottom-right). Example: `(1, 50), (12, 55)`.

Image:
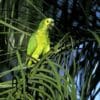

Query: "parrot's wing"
(27, 34), (37, 56)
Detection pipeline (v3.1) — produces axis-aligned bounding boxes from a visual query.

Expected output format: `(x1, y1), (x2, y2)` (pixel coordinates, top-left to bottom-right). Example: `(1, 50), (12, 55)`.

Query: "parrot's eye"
(46, 20), (49, 23)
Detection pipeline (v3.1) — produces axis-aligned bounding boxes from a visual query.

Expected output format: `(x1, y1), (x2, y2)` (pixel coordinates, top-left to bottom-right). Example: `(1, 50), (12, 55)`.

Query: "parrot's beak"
(49, 20), (54, 30)
(51, 20), (54, 27)
(51, 22), (54, 27)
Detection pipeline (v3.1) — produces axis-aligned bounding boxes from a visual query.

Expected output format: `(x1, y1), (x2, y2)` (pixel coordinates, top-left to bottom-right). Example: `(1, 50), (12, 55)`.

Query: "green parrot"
(27, 18), (54, 66)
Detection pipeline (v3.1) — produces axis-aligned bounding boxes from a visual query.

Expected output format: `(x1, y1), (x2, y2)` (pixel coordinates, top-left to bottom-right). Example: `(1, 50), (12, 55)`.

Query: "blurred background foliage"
(0, 0), (100, 100)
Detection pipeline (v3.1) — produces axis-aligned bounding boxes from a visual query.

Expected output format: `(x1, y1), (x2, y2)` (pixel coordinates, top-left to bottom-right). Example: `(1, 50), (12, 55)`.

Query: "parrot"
(27, 18), (54, 66)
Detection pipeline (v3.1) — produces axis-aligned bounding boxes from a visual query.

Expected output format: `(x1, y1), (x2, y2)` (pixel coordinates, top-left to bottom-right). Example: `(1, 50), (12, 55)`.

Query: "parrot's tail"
(27, 60), (32, 66)
(26, 56), (39, 67)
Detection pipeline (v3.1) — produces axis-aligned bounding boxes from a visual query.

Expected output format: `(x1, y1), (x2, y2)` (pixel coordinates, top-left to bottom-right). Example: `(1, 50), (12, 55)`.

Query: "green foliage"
(0, 42), (77, 99)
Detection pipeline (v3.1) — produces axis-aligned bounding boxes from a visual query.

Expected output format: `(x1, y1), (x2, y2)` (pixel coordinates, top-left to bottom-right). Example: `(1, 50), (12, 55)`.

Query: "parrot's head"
(39, 18), (54, 31)
(44, 18), (54, 30)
